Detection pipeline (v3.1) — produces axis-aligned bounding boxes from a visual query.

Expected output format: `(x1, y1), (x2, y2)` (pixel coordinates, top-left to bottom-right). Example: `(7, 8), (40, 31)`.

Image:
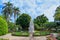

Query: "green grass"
(0, 38), (9, 40)
(12, 31), (29, 37)
(12, 31), (50, 36)
(34, 31), (50, 36)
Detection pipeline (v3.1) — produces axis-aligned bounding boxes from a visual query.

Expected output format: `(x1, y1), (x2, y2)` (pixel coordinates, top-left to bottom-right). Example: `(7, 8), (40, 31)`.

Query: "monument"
(29, 20), (34, 40)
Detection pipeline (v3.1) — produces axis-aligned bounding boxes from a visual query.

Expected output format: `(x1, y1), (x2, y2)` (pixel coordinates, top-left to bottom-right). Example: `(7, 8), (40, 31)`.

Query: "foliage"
(8, 22), (15, 32)
(12, 31), (50, 36)
(2, 2), (20, 23)
(2, 2), (13, 22)
(45, 22), (60, 32)
(12, 31), (29, 36)
(45, 22), (57, 30)
(34, 24), (40, 30)
(0, 17), (8, 35)
(8, 22), (21, 32)
(16, 13), (31, 30)
(34, 31), (50, 36)
(34, 14), (48, 30)
(13, 7), (20, 23)
(54, 6), (60, 21)
(57, 37), (60, 40)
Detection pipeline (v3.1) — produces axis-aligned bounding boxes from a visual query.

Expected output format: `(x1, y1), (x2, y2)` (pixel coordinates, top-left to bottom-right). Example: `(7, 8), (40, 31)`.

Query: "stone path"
(0, 33), (47, 40)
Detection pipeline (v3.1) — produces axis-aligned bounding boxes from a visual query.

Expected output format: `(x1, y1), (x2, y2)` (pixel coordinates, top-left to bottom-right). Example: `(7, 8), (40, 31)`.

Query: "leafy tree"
(34, 24), (40, 30)
(0, 17), (8, 35)
(54, 6), (60, 21)
(34, 14), (48, 27)
(45, 22), (60, 32)
(16, 13), (31, 30)
(54, 6), (60, 32)
(45, 22), (57, 30)
(2, 2), (13, 22)
(8, 22), (15, 32)
(8, 22), (21, 32)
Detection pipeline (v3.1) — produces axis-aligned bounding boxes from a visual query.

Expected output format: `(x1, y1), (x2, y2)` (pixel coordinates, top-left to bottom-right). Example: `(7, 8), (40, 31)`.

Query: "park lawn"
(34, 31), (50, 36)
(12, 31), (29, 36)
(0, 38), (9, 40)
(12, 31), (50, 36)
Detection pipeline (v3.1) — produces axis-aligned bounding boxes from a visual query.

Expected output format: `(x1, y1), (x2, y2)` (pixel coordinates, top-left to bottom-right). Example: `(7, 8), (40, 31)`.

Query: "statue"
(29, 20), (34, 40)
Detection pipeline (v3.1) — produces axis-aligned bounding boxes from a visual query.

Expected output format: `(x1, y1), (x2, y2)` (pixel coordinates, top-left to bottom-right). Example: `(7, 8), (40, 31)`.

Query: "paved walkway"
(0, 33), (47, 40)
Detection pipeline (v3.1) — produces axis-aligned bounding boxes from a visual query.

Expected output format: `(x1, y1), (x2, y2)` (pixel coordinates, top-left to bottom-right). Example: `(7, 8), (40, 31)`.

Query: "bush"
(0, 17), (8, 35)
(8, 22), (22, 32)
(12, 31), (50, 36)
(34, 24), (40, 30)
(16, 13), (31, 30)
(34, 31), (50, 36)
(57, 37), (60, 40)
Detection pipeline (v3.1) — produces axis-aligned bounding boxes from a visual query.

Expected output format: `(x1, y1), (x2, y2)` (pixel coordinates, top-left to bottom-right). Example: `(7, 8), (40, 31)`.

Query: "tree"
(54, 6), (60, 21)
(13, 7), (20, 23)
(34, 24), (40, 30)
(34, 14), (48, 27)
(8, 22), (21, 32)
(2, 2), (13, 22)
(16, 13), (31, 30)
(45, 22), (57, 30)
(54, 6), (60, 32)
(0, 17), (8, 35)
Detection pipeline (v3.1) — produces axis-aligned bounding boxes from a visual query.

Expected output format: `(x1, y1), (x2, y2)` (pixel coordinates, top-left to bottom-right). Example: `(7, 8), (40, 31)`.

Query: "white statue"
(29, 20), (34, 40)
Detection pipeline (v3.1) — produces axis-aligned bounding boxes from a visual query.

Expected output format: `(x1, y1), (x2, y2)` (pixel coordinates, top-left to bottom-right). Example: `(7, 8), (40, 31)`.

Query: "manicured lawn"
(12, 31), (29, 36)
(34, 31), (50, 36)
(12, 31), (50, 36)
(0, 38), (9, 40)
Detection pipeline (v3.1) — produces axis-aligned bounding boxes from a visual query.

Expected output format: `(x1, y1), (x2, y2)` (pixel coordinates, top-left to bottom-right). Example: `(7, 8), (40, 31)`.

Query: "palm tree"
(13, 7), (20, 23)
(2, 2), (13, 22)
(13, 7), (20, 31)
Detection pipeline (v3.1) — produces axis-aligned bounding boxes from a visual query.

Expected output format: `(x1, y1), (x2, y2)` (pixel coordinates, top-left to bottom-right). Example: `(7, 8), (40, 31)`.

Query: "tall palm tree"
(13, 7), (20, 31)
(2, 2), (13, 22)
(13, 7), (20, 23)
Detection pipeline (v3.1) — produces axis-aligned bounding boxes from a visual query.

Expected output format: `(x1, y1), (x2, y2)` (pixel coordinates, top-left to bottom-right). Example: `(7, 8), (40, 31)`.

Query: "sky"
(0, 0), (60, 22)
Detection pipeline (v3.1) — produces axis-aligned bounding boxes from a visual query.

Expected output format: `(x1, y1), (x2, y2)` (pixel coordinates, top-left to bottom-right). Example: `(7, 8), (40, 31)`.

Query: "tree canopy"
(16, 13), (31, 30)
(0, 17), (8, 35)
(54, 6), (60, 21)
(34, 14), (48, 26)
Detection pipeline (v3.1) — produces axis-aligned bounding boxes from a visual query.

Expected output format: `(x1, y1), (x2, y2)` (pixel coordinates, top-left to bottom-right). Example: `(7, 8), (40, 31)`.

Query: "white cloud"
(44, 5), (59, 21)
(2, 0), (9, 3)
(0, 0), (60, 21)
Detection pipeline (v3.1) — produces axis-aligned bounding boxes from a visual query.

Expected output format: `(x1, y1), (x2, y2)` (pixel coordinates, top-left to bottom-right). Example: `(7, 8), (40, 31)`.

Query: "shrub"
(16, 13), (31, 30)
(57, 37), (60, 40)
(0, 17), (8, 35)
(34, 24), (40, 30)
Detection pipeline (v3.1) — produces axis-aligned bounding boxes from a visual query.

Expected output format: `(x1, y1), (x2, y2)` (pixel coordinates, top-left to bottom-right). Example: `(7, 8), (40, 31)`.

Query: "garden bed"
(12, 31), (50, 36)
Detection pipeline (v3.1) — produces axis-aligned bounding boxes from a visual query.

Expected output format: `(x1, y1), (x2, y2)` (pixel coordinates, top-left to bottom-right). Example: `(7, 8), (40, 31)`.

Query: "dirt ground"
(0, 33), (47, 40)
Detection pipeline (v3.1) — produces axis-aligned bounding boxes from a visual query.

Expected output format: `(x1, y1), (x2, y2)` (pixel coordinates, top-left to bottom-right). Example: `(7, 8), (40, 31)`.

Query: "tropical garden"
(0, 2), (60, 40)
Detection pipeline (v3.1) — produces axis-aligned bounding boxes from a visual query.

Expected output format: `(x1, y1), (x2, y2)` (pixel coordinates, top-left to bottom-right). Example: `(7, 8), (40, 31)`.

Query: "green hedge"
(0, 17), (8, 35)
(12, 31), (50, 36)
(12, 31), (29, 37)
